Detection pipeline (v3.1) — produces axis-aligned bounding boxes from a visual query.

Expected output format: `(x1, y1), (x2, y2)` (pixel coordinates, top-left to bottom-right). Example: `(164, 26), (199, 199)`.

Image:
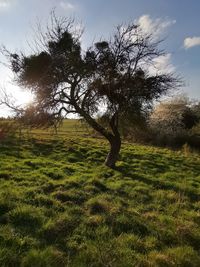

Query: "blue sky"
(0, 0), (199, 115)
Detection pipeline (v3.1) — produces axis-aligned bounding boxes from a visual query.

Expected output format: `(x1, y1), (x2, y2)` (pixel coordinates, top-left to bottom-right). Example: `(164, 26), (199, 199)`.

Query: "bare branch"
(0, 87), (24, 114)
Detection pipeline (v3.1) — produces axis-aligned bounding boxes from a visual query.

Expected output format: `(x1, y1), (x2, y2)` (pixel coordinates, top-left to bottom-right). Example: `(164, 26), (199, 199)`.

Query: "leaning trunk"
(73, 102), (121, 168)
(105, 136), (121, 168)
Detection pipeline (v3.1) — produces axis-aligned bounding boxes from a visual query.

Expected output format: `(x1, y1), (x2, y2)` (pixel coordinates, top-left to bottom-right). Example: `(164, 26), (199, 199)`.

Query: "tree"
(191, 101), (200, 122)
(5, 14), (180, 168)
(150, 96), (199, 135)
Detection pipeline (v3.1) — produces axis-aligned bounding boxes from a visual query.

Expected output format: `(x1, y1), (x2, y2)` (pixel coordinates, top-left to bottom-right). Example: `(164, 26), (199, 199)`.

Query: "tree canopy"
(6, 14), (180, 168)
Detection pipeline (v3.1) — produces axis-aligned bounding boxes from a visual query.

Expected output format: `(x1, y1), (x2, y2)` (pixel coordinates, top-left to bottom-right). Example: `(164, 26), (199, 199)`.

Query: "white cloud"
(184, 37), (200, 49)
(0, 0), (11, 8)
(60, 1), (75, 10)
(136, 14), (176, 40)
(135, 15), (176, 75)
(148, 53), (175, 75)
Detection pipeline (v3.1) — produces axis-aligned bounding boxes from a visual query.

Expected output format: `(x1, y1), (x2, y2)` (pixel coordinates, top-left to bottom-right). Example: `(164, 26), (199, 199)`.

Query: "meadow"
(0, 119), (200, 266)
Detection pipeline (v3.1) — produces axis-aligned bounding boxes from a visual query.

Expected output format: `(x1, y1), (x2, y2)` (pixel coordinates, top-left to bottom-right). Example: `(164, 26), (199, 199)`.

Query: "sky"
(0, 0), (199, 116)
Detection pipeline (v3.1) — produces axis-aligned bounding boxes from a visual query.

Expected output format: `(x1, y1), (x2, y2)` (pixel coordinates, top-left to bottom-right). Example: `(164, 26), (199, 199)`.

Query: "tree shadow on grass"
(115, 163), (200, 202)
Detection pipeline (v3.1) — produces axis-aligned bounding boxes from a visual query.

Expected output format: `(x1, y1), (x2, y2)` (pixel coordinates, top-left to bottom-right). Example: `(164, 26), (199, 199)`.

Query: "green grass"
(22, 119), (94, 139)
(0, 120), (200, 266)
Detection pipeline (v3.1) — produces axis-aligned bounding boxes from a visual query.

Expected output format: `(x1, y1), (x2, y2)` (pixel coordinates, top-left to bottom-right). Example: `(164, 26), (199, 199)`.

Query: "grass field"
(0, 120), (200, 266)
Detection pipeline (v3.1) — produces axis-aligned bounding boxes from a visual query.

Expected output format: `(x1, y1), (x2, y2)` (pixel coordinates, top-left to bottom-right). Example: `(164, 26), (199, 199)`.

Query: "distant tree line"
(123, 95), (200, 149)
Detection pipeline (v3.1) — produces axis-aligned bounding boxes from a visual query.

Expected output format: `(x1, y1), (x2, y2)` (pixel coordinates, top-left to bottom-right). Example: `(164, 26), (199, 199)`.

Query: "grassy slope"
(0, 120), (200, 266)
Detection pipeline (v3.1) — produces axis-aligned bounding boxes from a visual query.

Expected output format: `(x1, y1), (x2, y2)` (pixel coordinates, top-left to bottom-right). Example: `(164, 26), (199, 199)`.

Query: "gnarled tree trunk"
(105, 135), (121, 168)
(105, 112), (121, 168)
(74, 101), (121, 168)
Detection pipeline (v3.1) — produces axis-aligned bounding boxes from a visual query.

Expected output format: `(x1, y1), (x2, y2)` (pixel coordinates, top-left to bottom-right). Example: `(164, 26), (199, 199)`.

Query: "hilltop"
(0, 121), (200, 266)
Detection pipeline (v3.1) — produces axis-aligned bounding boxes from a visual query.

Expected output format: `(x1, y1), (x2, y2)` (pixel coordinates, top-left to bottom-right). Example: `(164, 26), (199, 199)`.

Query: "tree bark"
(105, 135), (121, 168)
(105, 112), (121, 168)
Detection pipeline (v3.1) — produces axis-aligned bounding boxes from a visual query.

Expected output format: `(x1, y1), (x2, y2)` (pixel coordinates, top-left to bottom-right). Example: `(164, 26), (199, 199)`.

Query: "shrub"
(149, 96), (200, 148)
